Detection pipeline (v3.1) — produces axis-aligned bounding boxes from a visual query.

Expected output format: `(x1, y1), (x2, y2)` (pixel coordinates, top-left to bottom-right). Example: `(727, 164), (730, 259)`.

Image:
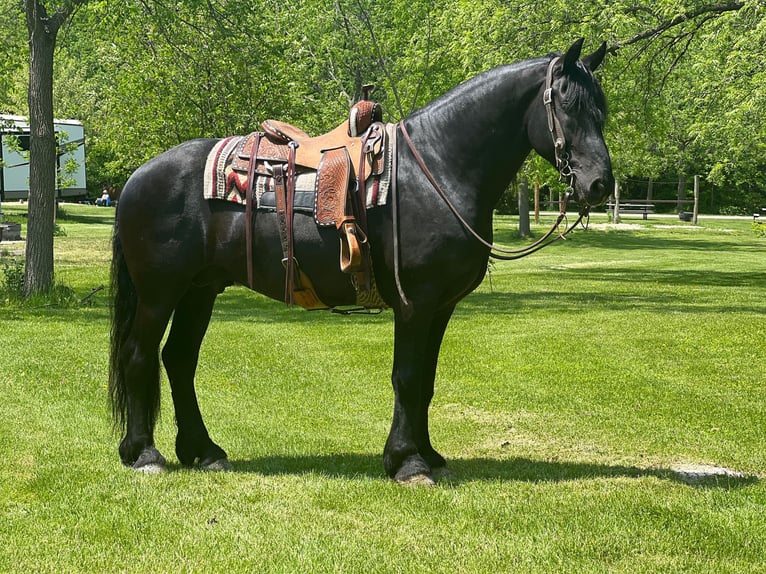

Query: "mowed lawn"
(1, 204), (764, 573)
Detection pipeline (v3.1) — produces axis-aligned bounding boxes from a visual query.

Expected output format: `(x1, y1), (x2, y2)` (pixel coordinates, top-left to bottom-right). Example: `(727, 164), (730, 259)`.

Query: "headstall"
(544, 56), (575, 192)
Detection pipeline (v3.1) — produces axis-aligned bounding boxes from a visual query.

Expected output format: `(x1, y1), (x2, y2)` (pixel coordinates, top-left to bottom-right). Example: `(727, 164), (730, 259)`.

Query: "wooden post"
(693, 175), (700, 225)
(647, 177), (653, 203)
(518, 178), (530, 237)
(533, 176), (540, 225)
(677, 174), (686, 212)
(613, 177), (621, 224)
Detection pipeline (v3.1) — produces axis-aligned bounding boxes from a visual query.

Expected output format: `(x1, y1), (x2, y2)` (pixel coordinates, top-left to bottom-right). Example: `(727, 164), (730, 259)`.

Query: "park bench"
(606, 201), (655, 220)
(0, 222), (21, 242)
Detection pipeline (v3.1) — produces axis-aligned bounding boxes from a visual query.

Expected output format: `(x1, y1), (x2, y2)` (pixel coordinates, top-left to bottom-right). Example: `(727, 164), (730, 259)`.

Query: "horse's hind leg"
(161, 285), (229, 469)
(118, 301), (174, 472)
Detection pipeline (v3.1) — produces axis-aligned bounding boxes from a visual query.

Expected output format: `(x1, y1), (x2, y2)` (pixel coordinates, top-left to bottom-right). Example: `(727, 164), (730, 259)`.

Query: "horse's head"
(527, 39), (614, 208)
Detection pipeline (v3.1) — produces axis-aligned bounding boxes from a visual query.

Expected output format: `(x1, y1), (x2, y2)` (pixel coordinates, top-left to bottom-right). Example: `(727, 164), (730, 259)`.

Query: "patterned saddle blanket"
(203, 122), (394, 216)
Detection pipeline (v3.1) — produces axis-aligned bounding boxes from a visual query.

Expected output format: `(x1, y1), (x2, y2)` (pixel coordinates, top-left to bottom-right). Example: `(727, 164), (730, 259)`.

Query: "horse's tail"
(108, 224), (138, 432)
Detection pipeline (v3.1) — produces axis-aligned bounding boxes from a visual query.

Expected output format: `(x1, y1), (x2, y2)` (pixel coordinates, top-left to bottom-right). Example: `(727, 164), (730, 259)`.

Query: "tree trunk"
(23, 1), (77, 296)
(518, 178), (530, 237)
(677, 173), (687, 212)
(693, 175), (700, 225)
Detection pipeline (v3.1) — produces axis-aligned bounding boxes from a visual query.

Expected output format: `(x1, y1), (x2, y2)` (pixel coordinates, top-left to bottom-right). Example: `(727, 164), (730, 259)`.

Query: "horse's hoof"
(396, 472), (437, 487)
(201, 458), (233, 472)
(131, 446), (167, 474)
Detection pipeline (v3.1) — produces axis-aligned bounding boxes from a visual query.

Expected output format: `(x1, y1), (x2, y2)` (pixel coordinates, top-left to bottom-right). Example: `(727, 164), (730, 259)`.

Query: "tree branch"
(48, 0), (89, 35)
(608, 1), (745, 54)
(353, 0), (405, 118)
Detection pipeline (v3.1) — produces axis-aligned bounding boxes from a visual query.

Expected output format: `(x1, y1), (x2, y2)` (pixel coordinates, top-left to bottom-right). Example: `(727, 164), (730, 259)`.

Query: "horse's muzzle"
(579, 175), (613, 208)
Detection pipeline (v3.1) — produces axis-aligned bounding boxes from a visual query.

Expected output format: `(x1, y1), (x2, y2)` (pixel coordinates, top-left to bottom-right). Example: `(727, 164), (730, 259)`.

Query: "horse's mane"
(557, 56), (608, 127)
(415, 54), (607, 128)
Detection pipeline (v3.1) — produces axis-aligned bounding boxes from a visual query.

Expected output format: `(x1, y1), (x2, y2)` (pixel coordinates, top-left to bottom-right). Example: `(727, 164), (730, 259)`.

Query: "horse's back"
(120, 139), (218, 208)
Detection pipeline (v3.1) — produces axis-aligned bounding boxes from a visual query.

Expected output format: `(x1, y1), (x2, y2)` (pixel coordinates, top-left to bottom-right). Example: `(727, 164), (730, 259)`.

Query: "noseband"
(397, 56), (588, 263)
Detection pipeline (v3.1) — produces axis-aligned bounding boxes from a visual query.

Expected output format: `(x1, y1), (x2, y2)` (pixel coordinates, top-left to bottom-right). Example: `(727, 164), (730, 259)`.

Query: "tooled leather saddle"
(233, 89), (387, 309)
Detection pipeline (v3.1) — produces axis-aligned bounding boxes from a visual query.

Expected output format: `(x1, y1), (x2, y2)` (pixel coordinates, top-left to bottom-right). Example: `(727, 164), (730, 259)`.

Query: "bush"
(719, 205), (750, 216)
(753, 221), (766, 238)
(1, 259), (80, 307)
(1, 259), (25, 300)
(25, 282), (80, 308)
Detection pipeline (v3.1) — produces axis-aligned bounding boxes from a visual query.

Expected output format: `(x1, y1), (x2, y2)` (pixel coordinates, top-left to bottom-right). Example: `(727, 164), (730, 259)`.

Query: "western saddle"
(238, 86), (386, 310)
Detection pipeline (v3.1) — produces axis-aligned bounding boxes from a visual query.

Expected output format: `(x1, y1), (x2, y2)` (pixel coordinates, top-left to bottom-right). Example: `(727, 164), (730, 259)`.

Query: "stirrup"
(339, 219), (367, 273)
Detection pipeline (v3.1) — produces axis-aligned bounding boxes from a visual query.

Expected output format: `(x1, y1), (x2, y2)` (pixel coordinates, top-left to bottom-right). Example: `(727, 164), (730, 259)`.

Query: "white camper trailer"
(0, 115), (87, 202)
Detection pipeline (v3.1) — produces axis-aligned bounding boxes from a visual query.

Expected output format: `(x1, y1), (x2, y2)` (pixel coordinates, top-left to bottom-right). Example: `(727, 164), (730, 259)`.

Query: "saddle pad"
(202, 123), (395, 210)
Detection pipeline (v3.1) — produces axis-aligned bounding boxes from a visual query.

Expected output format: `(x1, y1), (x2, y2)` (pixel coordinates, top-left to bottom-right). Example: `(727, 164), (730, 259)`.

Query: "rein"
(397, 56), (590, 261)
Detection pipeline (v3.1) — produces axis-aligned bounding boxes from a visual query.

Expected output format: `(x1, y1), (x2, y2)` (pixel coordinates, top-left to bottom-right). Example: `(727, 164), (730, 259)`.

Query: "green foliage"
(494, 188), (517, 215)
(752, 220), (766, 238)
(719, 205), (750, 217)
(0, 0), (26, 113)
(0, 256), (80, 307)
(1, 258), (25, 299)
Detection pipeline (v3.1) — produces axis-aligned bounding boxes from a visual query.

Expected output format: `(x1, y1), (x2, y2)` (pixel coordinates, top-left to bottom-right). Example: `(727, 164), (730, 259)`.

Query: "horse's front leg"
(384, 305), (455, 485)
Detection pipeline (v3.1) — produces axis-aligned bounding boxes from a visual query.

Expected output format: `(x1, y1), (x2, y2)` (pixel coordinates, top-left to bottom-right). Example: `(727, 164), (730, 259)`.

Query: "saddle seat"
(263, 120), (362, 171)
(258, 98), (384, 175)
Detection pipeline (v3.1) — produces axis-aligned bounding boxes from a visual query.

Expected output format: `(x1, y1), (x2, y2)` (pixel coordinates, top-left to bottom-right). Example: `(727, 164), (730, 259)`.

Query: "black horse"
(109, 39), (614, 484)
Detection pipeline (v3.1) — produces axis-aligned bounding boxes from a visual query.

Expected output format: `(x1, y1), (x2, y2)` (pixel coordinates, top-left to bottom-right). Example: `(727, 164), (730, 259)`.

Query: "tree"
(9, 0), (763, 221)
(23, 0), (88, 296)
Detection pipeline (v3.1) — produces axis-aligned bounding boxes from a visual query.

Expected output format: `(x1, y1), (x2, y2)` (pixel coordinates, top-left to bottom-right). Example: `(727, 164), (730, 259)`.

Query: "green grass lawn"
(1, 204), (764, 572)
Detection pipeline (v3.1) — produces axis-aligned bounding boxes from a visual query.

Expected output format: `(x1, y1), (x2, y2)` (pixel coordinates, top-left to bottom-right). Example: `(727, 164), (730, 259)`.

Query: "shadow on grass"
(447, 457), (759, 489)
(226, 453), (758, 489)
(494, 225), (762, 253)
(459, 286), (766, 317)
(57, 209), (116, 227)
(562, 267), (766, 289)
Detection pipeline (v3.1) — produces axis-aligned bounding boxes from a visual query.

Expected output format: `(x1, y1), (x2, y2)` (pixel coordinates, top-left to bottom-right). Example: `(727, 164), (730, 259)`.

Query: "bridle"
(397, 56), (589, 263)
(544, 56), (576, 193)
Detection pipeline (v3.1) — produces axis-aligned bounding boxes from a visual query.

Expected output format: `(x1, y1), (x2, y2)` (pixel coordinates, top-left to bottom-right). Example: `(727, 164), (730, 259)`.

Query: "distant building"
(0, 114), (87, 201)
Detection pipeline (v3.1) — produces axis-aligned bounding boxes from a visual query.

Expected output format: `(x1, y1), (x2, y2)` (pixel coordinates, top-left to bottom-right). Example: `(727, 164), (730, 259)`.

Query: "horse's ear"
(583, 42), (607, 72)
(563, 38), (585, 70)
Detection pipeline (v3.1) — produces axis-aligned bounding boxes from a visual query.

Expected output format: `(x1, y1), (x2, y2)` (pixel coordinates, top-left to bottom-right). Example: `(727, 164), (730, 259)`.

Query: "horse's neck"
(408, 60), (545, 209)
